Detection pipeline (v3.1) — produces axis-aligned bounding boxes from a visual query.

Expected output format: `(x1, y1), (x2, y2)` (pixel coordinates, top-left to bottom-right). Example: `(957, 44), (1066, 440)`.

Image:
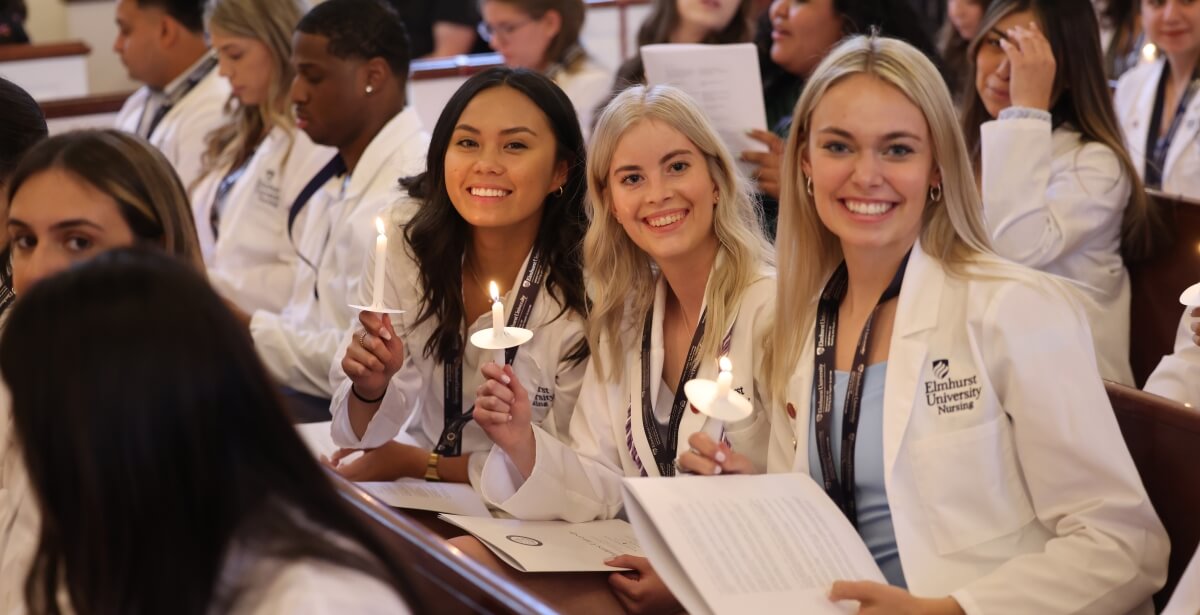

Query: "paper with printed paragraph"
(622, 473), (884, 615)
(294, 422), (490, 517)
(439, 514), (643, 572)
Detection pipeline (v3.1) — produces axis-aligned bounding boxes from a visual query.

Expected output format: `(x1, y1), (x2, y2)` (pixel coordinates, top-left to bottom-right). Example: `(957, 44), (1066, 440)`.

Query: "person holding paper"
(470, 84), (774, 613)
(328, 68), (589, 491)
(962, 0), (1161, 385)
(683, 33), (1168, 614)
(1, 250), (416, 614)
(1144, 303), (1200, 407)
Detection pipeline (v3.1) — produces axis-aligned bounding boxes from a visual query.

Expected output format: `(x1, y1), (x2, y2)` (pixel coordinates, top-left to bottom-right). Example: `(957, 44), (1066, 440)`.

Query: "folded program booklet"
(439, 514), (643, 572)
(622, 473), (885, 615)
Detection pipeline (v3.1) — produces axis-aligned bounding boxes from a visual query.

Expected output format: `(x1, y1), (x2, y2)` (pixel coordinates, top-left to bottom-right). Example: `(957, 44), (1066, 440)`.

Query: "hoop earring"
(555, 185), (564, 197)
(805, 175), (814, 196)
(929, 183), (942, 203)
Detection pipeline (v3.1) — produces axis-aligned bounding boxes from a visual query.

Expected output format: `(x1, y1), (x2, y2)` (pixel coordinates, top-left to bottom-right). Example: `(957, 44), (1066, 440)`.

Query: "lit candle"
(489, 281), (505, 365)
(371, 217), (387, 308)
(715, 356), (733, 399)
(1142, 43), (1157, 63)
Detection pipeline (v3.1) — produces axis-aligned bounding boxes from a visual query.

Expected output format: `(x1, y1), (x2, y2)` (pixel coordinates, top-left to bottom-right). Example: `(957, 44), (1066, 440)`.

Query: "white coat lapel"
(881, 244), (944, 478)
(787, 330), (817, 474)
(1126, 60), (1161, 174)
(1165, 85), (1200, 180)
(628, 279), (668, 476)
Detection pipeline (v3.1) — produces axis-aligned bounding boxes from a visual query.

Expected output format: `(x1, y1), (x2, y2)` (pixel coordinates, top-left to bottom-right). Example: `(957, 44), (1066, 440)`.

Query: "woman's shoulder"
(230, 557), (410, 615)
(1116, 59), (1162, 95)
(955, 255), (1089, 326)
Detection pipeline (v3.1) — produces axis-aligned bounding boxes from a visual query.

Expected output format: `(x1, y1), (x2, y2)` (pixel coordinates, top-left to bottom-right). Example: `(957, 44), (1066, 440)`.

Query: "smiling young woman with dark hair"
(1, 249), (416, 615)
(326, 67), (589, 490)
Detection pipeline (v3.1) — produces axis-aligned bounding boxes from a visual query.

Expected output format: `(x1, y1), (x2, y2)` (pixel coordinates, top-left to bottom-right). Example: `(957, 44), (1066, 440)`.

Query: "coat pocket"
(909, 416), (1035, 555)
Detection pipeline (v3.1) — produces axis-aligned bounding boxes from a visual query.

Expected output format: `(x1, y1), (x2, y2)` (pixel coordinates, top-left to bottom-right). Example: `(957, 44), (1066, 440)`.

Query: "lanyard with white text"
(434, 250), (547, 456)
(812, 250), (909, 527)
(141, 55), (218, 139)
(641, 306), (707, 477)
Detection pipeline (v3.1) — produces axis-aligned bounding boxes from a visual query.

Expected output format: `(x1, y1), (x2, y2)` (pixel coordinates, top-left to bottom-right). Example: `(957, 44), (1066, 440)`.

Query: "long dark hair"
(961, 0), (1160, 261)
(401, 67), (588, 365)
(0, 249), (418, 615)
(0, 77), (47, 314)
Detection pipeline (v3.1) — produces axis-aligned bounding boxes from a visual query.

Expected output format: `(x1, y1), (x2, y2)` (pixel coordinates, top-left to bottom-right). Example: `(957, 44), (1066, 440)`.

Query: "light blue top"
(808, 362), (906, 588)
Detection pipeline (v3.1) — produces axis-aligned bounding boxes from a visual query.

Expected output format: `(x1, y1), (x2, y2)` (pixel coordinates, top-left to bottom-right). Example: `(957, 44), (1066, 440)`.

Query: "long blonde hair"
(199, 0), (309, 180)
(584, 85), (773, 380)
(765, 34), (993, 398)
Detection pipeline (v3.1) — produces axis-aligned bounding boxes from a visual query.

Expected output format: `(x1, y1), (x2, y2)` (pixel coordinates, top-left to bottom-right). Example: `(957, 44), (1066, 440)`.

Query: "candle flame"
(375, 217), (385, 235)
(718, 356), (732, 372)
(1142, 43), (1157, 62)
(489, 281), (500, 301)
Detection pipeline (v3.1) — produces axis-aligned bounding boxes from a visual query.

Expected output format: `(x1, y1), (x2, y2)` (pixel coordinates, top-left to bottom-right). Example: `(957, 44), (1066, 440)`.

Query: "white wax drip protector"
(470, 326), (534, 350)
(684, 378), (752, 443)
(348, 303), (406, 314)
(1180, 282), (1200, 307)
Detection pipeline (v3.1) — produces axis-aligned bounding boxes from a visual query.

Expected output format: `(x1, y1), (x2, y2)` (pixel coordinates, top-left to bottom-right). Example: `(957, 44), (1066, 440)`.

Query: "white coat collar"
(344, 107), (424, 199)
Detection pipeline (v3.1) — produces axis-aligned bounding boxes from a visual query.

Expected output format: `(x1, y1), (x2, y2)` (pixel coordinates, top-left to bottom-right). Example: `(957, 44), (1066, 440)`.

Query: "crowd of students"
(0, 0), (1198, 612)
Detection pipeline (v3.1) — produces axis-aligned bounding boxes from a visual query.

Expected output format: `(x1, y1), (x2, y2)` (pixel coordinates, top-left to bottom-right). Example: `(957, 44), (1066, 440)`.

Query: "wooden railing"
(0, 41), (89, 62)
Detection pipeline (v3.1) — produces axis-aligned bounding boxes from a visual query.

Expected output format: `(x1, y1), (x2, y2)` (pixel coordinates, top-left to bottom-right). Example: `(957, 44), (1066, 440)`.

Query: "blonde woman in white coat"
(961, 0), (1159, 385)
(1115, 0), (1200, 199)
(683, 34), (1168, 615)
(191, 0), (335, 314)
(467, 84), (773, 614)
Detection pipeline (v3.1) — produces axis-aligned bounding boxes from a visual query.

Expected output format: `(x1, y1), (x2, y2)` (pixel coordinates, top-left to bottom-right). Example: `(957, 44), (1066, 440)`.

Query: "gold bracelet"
(424, 451), (442, 482)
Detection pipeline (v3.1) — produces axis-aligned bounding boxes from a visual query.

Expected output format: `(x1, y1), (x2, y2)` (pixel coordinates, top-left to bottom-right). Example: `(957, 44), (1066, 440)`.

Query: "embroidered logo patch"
(924, 359), (981, 415)
(932, 359), (950, 379)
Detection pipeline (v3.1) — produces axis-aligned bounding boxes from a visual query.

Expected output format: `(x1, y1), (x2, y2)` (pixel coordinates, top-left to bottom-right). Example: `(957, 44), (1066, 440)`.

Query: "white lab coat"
(0, 387), (35, 615)
(328, 201), (588, 488)
(480, 273), (776, 522)
(191, 125), (336, 313)
(113, 54), (231, 190)
(552, 55), (611, 139)
(250, 108), (429, 397)
(771, 242), (1168, 614)
(981, 117), (1134, 384)
(1144, 304), (1200, 408)
(1115, 58), (1200, 200)
(226, 558), (410, 615)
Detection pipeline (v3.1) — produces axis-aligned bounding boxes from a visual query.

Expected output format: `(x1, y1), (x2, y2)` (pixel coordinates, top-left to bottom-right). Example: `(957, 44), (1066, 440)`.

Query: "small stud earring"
(365, 85), (374, 95)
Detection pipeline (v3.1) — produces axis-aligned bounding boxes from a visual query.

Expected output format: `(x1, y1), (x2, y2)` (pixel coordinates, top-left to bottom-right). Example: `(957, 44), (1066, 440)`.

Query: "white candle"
(371, 217), (387, 308)
(490, 281), (504, 335)
(715, 356), (733, 399)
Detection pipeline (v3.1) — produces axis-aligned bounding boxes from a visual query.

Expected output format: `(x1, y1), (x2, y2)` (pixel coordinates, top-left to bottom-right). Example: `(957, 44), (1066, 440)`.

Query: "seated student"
(226, 0), (429, 422)
(466, 84), (773, 612)
(0, 129), (204, 613)
(388, 0), (489, 58)
(682, 34), (1168, 613)
(479, 0), (610, 134)
(962, 0), (1158, 385)
(0, 0), (28, 44)
(938, 0), (993, 94)
(1099, 0), (1146, 80)
(112, 0), (231, 188)
(1, 249), (415, 614)
(1145, 304), (1200, 407)
(1115, 0), (1200, 199)
(0, 77), (46, 321)
(326, 68), (588, 488)
(191, 0), (334, 314)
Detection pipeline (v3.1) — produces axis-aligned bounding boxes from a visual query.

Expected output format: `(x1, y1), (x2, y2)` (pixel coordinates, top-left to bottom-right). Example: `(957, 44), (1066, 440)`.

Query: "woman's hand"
(828, 581), (964, 615)
(675, 431), (758, 475)
(323, 441), (427, 481)
(605, 555), (684, 615)
(341, 311), (405, 401)
(474, 362), (537, 476)
(999, 22), (1056, 111)
(741, 129), (785, 199)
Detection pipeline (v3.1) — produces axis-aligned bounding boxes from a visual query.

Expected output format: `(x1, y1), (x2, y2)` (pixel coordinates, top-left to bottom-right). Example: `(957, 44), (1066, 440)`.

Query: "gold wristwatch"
(424, 451), (442, 482)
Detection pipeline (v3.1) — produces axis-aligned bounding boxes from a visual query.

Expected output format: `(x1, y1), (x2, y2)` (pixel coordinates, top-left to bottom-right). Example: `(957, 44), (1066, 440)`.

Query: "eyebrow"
(7, 218), (105, 232)
(817, 127), (923, 141)
(611, 149), (694, 175)
(454, 124), (539, 137)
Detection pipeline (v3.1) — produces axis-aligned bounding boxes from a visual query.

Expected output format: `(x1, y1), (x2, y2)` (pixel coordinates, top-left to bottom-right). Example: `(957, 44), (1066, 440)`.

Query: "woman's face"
(212, 27), (276, 107)
(481, 1), (561, 71)
(606, 119), (720, 268)
(947, 0), (985, 40)
(974, 9), (1039, 118)
(7, 168), (137, 294)
(767, 0), (844, 77)
(1142, 0), (1200, 59)
(444, 86), (567, 236)
(801, 74), (939, 258)
(675, 0), (743, 38)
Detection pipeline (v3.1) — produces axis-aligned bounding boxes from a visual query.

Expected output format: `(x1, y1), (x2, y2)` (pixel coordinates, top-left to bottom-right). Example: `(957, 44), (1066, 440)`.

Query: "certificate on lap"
(439, 514), (643, 572)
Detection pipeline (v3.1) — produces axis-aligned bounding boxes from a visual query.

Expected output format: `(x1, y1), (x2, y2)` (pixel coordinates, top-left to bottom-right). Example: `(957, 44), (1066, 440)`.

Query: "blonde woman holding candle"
(326, 68), (589, 489)
(681, 34), (1166, 613)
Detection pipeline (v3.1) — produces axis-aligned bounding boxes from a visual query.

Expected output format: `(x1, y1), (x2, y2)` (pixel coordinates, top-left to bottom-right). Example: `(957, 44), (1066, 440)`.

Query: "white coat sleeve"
(251, 310), (346, 398)
(950, 280), (1168, 614)
(1144, 307), (1200, 408)
(236, 560), (411, 615)
(479, 359), (629, 522)
(981, 118), (1129, 270)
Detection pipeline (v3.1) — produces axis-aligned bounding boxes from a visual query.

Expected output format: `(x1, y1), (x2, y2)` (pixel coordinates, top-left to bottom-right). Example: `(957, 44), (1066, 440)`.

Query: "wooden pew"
(331, 472), (558, 615)
(0, 41), (91, 100)
(1106, 381), (1200, 610)
(1128, 190), (1200, 386)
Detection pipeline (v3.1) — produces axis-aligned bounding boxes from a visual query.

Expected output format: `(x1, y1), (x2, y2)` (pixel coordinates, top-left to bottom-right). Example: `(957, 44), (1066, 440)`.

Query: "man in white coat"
(226, 0), (429, 422)
(112, 0), (230, 189)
